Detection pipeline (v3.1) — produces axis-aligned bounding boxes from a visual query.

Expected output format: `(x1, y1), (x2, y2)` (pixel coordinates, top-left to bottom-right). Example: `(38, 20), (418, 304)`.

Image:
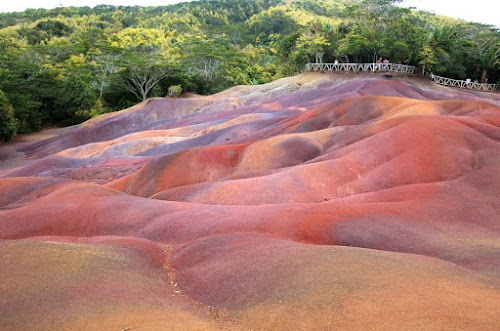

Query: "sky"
(399, 0), (499, 28)
(0, 0), (498, 28)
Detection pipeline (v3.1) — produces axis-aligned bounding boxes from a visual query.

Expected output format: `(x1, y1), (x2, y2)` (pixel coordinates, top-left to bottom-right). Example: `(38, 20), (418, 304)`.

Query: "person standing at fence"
(377, 57), (382, 71)
(383, 58), (389, 70)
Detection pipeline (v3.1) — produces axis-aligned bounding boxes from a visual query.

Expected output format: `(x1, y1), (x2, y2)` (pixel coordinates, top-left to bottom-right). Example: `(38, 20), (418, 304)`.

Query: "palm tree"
(420, 25), (456, 75)
(466, 25), (500, 83)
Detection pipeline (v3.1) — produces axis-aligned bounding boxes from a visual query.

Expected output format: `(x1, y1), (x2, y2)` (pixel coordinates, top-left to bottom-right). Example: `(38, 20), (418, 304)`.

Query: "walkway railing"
(305, 62), (499, 91)
(305, 62), (415, 74)
(430, 74), (498, 91)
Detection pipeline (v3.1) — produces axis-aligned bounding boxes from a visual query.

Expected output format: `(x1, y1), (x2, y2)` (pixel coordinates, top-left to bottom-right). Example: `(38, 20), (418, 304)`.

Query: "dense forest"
(0, 0), (499, 141)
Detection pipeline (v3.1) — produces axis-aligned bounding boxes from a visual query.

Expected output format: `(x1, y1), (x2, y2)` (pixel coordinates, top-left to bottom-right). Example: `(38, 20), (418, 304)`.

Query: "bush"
(59, 72), (97, 118)
(74, 99), (110, 122)
(0, 90), (18, 142)
(167, 85), (182, 97)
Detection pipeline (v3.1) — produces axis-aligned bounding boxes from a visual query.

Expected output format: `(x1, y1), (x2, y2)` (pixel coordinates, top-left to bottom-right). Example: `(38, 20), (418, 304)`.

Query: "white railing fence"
(429, 74), (498, 91)
(305, 63), (498, 91)
(305, 62), (415, 74)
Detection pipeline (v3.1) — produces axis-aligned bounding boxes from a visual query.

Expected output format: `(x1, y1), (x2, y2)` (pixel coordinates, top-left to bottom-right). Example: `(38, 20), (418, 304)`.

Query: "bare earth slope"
(1, 73), (499, 330)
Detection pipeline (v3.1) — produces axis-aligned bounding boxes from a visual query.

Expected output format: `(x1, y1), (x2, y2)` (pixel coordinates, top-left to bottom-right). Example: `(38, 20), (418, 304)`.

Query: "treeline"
(0, 0), (499, 141)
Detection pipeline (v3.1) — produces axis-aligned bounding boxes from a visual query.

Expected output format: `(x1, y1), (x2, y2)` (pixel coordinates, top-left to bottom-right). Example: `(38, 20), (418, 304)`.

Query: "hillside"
(1, 72), (499, 329)
(0, 0), (499, 141)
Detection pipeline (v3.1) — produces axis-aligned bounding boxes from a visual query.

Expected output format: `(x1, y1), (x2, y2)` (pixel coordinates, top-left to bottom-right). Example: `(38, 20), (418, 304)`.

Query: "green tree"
(114, 50), (169, 101)
(465, 25), (500, 83)
(247, 7), (299, 43)
(181, 36), (243, 94)
(57, 70), (97, 123)
(89, 50), (122, 99)
(0, 90), (18, 142)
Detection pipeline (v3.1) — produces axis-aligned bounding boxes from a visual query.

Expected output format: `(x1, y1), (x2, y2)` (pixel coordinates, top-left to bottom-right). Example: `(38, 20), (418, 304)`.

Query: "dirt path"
(0, 128), (66, 176)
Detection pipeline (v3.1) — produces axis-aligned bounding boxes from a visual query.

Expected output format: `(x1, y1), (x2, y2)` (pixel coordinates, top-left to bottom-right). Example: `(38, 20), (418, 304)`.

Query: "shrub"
(0, 90), (18, 142)
(167, 85), (182, 97)
(74, 99), (109, 122)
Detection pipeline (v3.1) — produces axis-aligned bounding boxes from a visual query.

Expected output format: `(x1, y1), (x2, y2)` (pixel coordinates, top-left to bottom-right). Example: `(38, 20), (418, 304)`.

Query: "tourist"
(383, 58), (389, 70)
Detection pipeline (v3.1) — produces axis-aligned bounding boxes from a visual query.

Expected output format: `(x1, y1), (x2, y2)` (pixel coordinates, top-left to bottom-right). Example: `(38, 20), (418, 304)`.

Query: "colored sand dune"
(1, 73), (499, 330)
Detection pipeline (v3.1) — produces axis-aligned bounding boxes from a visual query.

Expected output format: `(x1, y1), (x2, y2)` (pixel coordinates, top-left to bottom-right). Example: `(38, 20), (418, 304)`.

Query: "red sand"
(1, 73), (499, 329)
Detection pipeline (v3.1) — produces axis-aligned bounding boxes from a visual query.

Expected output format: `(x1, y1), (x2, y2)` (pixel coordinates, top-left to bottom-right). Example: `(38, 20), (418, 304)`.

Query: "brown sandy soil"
(0, 128), (69, 176)
(1, 72), (499, 330)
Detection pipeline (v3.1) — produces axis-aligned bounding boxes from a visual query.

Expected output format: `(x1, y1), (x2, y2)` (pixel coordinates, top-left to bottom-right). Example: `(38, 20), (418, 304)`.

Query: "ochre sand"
(1, 73), (499, 330)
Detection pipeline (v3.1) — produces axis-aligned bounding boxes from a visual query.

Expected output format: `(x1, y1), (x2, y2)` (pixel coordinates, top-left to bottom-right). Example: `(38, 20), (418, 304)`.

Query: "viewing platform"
(305, 63), (498, 91)
(430, 74), (498, 91)
(305, 62), (415, 74)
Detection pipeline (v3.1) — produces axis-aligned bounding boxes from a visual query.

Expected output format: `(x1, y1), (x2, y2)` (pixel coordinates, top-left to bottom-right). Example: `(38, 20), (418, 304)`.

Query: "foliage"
(0, 0), (498, 134)
(167, 85), (182, 97)
(0, 90), (18, 142)
(57, 70), (97, 124)
(113, 50), (169, 101)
